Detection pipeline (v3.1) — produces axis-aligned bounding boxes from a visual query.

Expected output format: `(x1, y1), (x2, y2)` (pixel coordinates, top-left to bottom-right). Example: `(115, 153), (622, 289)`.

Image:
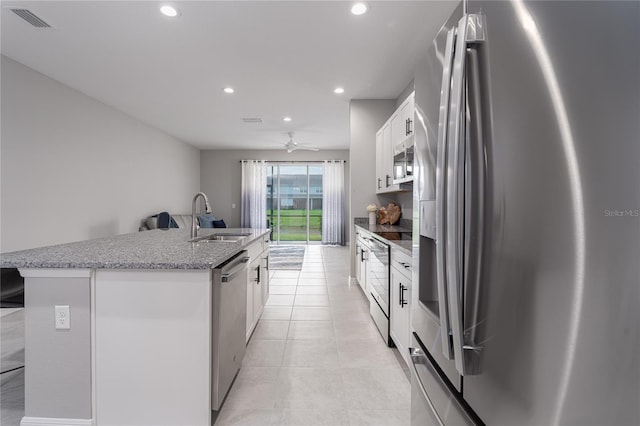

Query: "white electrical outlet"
(55, 305), (70, 330)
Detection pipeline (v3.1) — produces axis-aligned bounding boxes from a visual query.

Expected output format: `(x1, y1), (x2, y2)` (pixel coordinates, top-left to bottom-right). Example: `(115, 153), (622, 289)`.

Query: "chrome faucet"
(191, 192), (212, 239)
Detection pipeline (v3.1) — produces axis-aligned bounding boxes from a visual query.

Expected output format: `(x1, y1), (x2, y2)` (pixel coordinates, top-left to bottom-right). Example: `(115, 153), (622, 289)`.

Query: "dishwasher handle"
(221, 253), (250, 283)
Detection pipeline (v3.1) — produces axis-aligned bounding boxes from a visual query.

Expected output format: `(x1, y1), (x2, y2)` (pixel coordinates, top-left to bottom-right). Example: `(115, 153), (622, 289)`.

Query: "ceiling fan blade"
(284, 131), (319, 152)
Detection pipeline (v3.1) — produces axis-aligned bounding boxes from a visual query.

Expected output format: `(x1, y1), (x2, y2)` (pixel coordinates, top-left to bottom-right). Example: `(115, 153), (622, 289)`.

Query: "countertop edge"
(0, 228), (271, 270)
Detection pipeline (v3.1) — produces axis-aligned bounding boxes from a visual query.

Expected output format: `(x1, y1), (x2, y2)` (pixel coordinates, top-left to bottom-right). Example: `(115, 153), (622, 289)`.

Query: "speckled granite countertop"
(0, 228), (270, 270)
(354, 218), (413, 257)
(354, 217), (412, 233)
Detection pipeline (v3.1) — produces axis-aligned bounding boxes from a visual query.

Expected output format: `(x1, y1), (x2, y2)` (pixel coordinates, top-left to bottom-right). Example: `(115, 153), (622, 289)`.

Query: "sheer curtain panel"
(322, 160), (346, 245)
(241, 160), (267, 229)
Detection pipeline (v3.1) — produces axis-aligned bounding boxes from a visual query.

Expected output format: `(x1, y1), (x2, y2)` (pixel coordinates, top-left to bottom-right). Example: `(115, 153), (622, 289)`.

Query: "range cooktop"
(376, 232), (412, 241)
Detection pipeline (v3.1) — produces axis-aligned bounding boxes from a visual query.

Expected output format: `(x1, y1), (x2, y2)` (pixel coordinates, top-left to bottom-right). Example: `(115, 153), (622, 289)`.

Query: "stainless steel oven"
(361, 235), (391, 346)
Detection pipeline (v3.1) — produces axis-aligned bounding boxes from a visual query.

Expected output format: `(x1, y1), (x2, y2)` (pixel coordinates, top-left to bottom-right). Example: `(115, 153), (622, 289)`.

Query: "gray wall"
(200, 149), (350, 234)
(349, 96), (417, 277)
(348, 100), (397, 275)
(24, 276), (92, 419)
(0, 56), (201, 252)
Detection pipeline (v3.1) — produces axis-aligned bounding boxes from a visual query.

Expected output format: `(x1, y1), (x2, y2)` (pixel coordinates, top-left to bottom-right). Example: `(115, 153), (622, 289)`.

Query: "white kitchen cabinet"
(376, 92), (414, 193)
(383, 118), (397, 191)
(390, 248), (412, 367)
(375, 127), (385, 193)
(398, 92), (415, 145)
(391, 92), (415, 150)
(355, 231), (363, 284)
(355, 229), (368, 292)
(248, 255), (261, 333)
(261, 247), (270, 306)
(391, 110), (405, 153)
(245, 236), (270, 342)
(376, 121), (401, 194)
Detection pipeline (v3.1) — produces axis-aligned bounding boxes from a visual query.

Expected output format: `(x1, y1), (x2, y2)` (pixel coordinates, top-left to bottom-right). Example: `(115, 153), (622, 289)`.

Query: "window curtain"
(322, 160), (346, 245)
(240, 160), (267, 229)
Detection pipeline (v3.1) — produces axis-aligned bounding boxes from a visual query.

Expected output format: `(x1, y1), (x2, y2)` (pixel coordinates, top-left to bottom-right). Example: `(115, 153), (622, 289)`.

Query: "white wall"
(0, 56), (201, 252)
(348, 99), (397, 274)
(200, 149), (349, 233)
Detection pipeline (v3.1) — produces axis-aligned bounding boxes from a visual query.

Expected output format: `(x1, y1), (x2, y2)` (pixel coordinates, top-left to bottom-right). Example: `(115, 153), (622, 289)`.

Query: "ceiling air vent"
(11, 9), (52, 28)
(241, 118), (263, 124)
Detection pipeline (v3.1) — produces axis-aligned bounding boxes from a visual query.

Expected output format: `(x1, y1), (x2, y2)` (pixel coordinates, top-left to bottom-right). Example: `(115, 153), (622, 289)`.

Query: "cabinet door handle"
(400, 284), (408, 307)
(405, 118), (409, 136)
(386, 175), (391, 187)
(377, 178), (382, 189)
(408, 118), (413, 135)
(254, 265), (261, 284)
(399, 262), (411, 271)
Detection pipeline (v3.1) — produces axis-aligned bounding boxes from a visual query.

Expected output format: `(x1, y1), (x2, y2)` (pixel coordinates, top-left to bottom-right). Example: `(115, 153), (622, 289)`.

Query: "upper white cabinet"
(376, 92), (414, 194)
(376, 127), (384, 192)
(398, 92), (415, 145)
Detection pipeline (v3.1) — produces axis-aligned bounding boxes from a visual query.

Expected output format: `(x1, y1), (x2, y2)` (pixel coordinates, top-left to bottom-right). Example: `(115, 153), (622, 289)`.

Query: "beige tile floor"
(214, 245), (410, 426)
(0, 246), (410, 426)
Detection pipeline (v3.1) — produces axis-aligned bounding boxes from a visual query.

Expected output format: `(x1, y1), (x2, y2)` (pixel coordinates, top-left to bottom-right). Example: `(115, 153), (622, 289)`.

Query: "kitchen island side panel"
(94, 269), (212, 426)
(23, 272), (92, 421)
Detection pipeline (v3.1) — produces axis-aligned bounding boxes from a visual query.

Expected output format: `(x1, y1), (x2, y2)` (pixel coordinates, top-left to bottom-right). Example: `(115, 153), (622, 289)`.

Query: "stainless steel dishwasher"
(211, 250), (249, 411)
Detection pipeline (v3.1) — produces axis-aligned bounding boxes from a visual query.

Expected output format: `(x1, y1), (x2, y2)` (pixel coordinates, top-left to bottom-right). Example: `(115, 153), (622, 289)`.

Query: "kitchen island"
(0, 228), (270, 426)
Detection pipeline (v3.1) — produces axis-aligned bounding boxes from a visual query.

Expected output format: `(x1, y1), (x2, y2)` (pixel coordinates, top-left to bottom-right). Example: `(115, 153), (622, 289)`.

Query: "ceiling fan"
(284, 132), (319, 153)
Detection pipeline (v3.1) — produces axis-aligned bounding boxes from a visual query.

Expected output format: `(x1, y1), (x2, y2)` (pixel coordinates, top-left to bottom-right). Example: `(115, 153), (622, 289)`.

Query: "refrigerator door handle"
(461, 40), (487, 376)
(435, 26), (457, 361)
(445, 13), (486, 376)
(445, 14), (469, 376)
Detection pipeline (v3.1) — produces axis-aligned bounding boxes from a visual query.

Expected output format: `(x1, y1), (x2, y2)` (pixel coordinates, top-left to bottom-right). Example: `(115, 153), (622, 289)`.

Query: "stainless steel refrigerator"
(411, 1), (640, 425)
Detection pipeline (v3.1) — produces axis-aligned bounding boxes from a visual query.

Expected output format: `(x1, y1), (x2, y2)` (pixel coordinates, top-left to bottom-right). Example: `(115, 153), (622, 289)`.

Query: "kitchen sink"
(189, 232), (252, 243)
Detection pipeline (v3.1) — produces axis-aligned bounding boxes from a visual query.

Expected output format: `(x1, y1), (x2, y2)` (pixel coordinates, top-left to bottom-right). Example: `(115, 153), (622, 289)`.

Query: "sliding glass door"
(267, 164), (323, 243)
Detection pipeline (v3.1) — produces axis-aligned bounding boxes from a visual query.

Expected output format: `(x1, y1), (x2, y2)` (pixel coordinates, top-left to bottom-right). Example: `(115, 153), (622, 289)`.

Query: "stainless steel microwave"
(393, 139), (414, 184)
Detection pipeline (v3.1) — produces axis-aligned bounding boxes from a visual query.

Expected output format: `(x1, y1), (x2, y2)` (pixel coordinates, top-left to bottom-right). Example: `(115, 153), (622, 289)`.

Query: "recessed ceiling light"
(223, 87), (235, 94)
(283, 117), (292, 122)
(351, 2), (368, 16)
(160, 5), (179, 17)
(334, 87), (345, 94)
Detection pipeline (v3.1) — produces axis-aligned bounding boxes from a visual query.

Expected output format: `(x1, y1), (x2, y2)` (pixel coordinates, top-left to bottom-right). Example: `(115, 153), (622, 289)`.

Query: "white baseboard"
(21, 417), (94, 426)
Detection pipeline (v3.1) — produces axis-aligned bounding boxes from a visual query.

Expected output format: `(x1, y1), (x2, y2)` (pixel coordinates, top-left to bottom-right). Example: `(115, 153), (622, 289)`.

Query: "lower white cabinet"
(390, 248), (412, 366)
(246, 236), (270, 342)
(355, 230), (368, 293)
(261, 250), (270, 306)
